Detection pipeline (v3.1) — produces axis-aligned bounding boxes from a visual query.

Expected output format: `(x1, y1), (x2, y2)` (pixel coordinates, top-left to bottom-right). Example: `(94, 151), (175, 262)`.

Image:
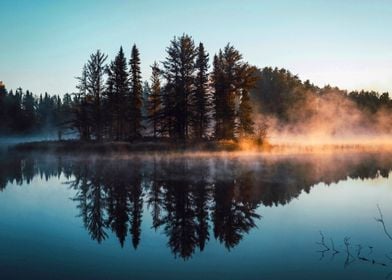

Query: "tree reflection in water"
(0, 152), (391, 260)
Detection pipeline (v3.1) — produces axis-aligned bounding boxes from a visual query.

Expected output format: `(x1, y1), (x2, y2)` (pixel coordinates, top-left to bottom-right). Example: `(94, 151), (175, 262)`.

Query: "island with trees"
(1, 34), (391, 153)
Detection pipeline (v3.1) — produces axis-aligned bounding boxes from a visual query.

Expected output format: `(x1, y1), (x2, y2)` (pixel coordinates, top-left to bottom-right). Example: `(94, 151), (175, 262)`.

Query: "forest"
(1, 34), (391, 143)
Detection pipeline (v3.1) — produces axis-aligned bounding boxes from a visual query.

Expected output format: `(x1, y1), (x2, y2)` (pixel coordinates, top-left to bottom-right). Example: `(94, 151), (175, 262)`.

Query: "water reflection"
(0, 152), (391, 260)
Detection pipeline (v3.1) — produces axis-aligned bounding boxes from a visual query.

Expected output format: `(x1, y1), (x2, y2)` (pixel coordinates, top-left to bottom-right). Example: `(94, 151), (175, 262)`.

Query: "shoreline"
(6, 140), (392, 156)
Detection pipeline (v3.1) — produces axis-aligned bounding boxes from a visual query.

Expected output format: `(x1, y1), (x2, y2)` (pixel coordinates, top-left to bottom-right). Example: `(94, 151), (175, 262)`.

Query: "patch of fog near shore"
(0, 134), (77, 145)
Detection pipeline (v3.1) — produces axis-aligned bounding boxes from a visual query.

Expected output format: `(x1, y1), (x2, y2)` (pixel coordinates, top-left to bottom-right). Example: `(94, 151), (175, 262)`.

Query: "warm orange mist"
(251, 89), (392, 151)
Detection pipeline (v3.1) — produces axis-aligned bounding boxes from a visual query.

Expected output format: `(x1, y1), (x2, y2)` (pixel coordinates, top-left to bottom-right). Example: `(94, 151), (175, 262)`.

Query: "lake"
(0, 151), (391, 279)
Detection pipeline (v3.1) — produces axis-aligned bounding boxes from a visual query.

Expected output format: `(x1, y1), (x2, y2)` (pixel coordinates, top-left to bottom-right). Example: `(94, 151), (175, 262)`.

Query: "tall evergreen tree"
(128, 44), (143, 140)
(148, 62), (162, 138)
(237, 90), (254, 136)
(212, 44), (256, 139)
(86, 50), (107, 141)
(12, 88), (24, 133)
(0, 82), (7, 132)
(162, 34), (197, 140)
(106, 47), (129, 140)
(192, 43), (210, 139)
(22, 90), (36, 132)
(236, 63), (258, 137)
(75, 64), (91, 140)
(141, 81), (151, 133)
(212, 52), (226, 139)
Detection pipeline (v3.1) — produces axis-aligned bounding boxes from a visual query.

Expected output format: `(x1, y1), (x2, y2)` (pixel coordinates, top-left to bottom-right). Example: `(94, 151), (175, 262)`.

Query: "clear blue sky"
(1, 0), (391, 95)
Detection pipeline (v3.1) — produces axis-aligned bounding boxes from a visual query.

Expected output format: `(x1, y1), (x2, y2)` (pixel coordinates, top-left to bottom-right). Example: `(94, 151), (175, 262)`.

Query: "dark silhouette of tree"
(212, 53), (225, 140)
(106, 47), (129, 140)
(21, 90), (36, 132)
(10, 88), (24, 133)
(148, 62), (162, 138)
(162, 34), (197, 140)
(128, 44), (143, 140)
(212, 44), (257, 139)
(74, 65), (92, 140)
(238, 90), (254, 136)
(0, 81), (7, 132)
(141, 81), (151, 134)
(250, 67), (307, 122)
(86, 50), (107, 141)
(192, 43), (211, 139)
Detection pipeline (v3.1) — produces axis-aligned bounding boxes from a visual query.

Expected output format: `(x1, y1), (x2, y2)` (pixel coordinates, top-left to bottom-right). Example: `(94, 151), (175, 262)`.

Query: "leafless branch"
(316, 231), (330, 251)
(375, 204), (392, 241)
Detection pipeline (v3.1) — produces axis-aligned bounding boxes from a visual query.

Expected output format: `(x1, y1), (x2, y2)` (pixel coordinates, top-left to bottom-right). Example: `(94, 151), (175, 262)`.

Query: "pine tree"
(61, 93), (73, 134)
(75, 64), (91, 140)
(0, 82), (6, 132)
(192, 43), (210, 139)
(212, 52), (226, 139)
(148, 62), (162, 138)
(12, 88), (24, 133)
(86, 50), (107, 141)
(22, 90), (36, 132)
(141, 81), (151, 133)
(128, 44), (143, 140)
(106, 47), (129, 140)
(236, 63), (258, 137)
(237, 90), (254, 136)
(162, 34), (197, 140)
(212, 44), (257, 140)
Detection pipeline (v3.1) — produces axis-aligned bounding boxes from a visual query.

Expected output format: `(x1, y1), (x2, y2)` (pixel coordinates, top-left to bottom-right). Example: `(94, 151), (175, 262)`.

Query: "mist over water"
(0, 133), (77, 145)
(250, 73), (392, 147)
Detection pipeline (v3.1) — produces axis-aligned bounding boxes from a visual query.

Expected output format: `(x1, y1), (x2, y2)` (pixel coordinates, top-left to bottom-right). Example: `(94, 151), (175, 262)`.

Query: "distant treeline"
(1, 34), (391, 140)
(0, 84), (73, 137)
(251, 67), (392, 133)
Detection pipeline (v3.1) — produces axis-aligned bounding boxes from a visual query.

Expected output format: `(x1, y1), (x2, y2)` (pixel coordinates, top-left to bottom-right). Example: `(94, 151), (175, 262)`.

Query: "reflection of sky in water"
(0, 154), (391, 280)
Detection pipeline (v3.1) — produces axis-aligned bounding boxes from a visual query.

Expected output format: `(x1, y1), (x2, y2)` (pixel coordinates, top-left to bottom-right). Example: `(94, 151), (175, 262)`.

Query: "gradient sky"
(1, 0), (391, 95)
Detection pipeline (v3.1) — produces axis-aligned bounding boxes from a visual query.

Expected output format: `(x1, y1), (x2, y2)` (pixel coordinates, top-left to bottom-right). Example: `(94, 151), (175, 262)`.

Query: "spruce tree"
(162, 34), (197, 140)
(141, 81), (151, 135)
(22, 90), (36, 132)
(237, 90), (254, 136)
(212, 52), (226, 139)
(106, 47), (129, 140)
(192, 43), (210, 139)
(212, 44), (256, 140)
(0, 82), (6, 132)
(128, 44), (143, 140)
(75, 64), (91, 140)
(86, 50), (107, 141)
(148, 62), (162, 138)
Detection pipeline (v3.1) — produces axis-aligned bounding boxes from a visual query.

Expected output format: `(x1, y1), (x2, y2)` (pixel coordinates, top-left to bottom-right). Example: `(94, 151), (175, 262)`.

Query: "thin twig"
(316, 231), (330, 251)
(329, 238), (339, 261)
(375, 204), (392, 241)
(344, 237), (355, 268)
(316, 231), (330, 261)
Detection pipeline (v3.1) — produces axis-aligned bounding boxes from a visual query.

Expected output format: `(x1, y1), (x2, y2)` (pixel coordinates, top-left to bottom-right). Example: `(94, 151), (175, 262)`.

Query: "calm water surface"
(0, 151), (391, 279)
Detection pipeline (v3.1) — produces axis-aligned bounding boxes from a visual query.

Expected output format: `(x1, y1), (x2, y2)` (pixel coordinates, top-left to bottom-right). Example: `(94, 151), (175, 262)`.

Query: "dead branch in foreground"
(375, 204), (392, 241)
